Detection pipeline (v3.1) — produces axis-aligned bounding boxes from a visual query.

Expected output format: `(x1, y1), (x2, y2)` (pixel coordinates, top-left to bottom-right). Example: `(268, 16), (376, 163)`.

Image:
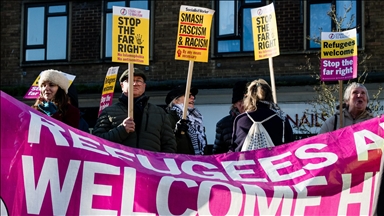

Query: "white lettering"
(22, 156), (80, 215)
(28, 111), (68, 146)
(70, 130), (108, 155)
(259, 152), (306, 182)
(338, 173), (373, 215)
(137, 155), (181, 175)
(295, 144), (338, 170)
(293, 176), (327, 215)
(120, 167), (154, 215)
(243, 184), (293, 215)
(222, 160), (267, 182)
(198, 181), (242, 215)
(80, 161), (119, 215)
(104, 145), (136, 162)
(354, 129), (384, 161)
(182, 161), (227, 180)
(157, 176), (197, 215)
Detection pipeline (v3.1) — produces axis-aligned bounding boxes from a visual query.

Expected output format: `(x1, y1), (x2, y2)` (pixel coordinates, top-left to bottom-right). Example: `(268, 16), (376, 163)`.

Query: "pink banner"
(1, 91), (383, 215)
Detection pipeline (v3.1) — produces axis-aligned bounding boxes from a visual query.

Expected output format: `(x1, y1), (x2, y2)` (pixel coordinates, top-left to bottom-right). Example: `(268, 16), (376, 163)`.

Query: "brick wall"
(1, 0), (383, 89)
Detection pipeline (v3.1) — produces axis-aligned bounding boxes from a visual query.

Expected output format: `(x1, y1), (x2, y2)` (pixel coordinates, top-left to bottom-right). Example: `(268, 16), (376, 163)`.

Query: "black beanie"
(165, 85), (198, 105)
(231, 81), (248, 104)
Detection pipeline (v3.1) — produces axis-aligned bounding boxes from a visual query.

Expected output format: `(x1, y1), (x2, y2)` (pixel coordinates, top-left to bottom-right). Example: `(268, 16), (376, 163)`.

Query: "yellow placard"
(321, 38), (357, 59)
(175, 5), (215, 63)
(251, 3), (280, 60)
(112, 6), (149, 65)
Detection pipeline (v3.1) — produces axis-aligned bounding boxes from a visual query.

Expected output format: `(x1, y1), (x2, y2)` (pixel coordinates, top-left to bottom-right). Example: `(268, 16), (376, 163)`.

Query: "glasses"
(123, 79), (145, 85)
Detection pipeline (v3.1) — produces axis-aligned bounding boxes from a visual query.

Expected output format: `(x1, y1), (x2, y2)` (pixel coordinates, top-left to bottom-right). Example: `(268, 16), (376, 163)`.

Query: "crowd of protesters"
(31, 68), (382, 214)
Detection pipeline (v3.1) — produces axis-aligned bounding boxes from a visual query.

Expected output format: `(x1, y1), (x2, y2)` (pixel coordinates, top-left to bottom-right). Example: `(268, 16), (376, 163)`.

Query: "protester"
(319, 82), (373, 134)
(32, 69), (80, 129)
(213, 80), (248, 154)
(93, 68), (176, 153)
(165, 85), (207, 155)
(67, 84), (90, 133)
(231, 79), (294, 152)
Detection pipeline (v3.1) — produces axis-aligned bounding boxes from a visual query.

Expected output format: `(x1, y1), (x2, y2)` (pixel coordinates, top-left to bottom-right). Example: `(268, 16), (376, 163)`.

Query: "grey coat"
(319, 108), (374, 134)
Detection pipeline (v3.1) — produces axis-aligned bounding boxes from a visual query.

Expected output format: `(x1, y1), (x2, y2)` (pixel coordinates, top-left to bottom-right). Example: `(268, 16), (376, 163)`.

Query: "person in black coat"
(68, 84), (90, 133)
(213, 81), (247, 154)
(231, 79), (294, 152)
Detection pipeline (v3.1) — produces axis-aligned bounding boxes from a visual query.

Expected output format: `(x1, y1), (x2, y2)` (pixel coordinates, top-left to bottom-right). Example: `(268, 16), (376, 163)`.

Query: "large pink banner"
(1, 91), (383, 215)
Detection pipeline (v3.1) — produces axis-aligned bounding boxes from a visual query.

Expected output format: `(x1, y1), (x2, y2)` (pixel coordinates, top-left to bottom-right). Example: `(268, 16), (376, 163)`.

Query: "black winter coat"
(213, 108), (238, 154)
(93, 94), (176, 153)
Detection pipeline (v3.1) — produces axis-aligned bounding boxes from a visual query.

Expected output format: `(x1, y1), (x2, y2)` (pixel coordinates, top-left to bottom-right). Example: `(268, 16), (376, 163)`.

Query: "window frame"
(22, 2), (69, 63)
(213, 0), (268, 57)
(305, 0), (363, 50)
(102, 0), (153, 61)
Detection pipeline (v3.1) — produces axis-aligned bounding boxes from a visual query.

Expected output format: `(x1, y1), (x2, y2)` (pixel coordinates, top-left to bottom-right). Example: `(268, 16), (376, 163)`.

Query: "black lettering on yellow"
(184, 37), (208, 48)
(180, 13), (204, 24)
(179, 25), (207, 36)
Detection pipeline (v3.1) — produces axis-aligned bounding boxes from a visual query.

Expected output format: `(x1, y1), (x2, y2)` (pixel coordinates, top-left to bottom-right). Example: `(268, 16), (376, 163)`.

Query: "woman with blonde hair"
(32, 69), (80, 129)
(231, 79), (294, 152)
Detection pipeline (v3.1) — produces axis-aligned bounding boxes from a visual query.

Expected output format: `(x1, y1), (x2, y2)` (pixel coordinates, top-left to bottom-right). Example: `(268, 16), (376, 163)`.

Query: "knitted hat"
(38, 69), (70, 93)
(165, 85), (198, 105)
(119, 68), (147, 82)
(232, 80), (248, 104)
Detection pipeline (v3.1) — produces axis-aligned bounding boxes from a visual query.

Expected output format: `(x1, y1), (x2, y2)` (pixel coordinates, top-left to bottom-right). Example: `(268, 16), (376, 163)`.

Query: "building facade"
(1, 0), (383, 89)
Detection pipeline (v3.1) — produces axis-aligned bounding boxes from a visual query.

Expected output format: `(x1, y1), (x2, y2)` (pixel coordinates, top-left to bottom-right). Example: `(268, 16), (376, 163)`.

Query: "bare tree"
(296, 2), (382, 135)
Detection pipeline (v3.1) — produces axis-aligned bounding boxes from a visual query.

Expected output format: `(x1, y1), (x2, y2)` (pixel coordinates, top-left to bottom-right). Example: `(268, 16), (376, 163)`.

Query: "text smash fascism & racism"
(19, 111), (382, 215)
(179, 13), (208, 49)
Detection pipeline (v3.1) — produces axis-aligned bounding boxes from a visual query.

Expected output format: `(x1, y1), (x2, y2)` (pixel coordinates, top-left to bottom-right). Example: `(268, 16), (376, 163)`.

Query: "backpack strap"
(245, 112), (277, 123)
(333, 114), (338, 131)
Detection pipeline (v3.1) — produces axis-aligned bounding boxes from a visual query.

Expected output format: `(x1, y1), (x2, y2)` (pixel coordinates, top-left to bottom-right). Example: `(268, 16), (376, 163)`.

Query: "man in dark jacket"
(93, 68), (176, 153)
(213, 81), (247, 154)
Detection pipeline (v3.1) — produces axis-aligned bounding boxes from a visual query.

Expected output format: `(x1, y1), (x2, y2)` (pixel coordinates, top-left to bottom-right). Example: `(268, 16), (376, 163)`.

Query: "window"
(104, 0), (151, 59)
(306, 0), (362, 49)
(214, 0), (267, 55)
(23, 3), (68, 62)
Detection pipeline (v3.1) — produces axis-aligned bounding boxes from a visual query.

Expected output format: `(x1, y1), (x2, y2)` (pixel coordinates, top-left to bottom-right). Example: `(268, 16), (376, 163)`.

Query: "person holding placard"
(319, 82), (373, 134)
(32, 69), (80, 129)
(165, 85), (207, 155)
(93, 68), (176, 153)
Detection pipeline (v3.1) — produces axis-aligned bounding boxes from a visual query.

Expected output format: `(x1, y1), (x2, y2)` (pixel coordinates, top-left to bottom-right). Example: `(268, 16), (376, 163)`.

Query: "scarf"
(170, 104), (207, 155)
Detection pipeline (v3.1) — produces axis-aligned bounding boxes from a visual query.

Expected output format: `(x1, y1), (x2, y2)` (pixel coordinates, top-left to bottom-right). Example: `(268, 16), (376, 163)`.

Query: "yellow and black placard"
(175, 5), (215, 62)
(251, 3), (280, 60)
(112, 6), (149, 65)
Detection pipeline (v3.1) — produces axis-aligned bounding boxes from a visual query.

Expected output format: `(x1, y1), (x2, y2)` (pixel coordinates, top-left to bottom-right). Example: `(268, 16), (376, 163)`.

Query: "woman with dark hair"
(231, 79), (294, 152)
(32, 69), (80, 129)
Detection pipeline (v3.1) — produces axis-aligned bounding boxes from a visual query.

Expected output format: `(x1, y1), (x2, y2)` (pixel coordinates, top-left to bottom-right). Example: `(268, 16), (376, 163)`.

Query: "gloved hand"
(38, 101), (57, 116)
(174, 119), (190, 136)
